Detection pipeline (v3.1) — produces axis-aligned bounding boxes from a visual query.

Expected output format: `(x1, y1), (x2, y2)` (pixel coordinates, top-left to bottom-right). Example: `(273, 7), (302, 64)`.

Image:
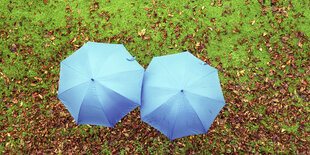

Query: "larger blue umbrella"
(141, 51), (226, 140)
(57, 41), (144, 127)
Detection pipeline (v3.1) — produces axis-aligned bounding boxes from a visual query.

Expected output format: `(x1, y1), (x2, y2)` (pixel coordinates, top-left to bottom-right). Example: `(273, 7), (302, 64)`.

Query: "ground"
(0, 0), (309, 154)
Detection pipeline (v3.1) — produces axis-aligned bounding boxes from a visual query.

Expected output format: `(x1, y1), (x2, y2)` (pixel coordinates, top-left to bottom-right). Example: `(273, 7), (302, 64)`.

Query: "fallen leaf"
(297, 39), (302, 47)
(34, 77), (42, 81)
(38, 94), (43, 99)
(250, 20), (255, 25)
(263, 32), (267, 36)
(43, 0), (49, 4)
(10, 44), (17, 53)
(152, 0), (157, 8)
(138, 29), (146, 36)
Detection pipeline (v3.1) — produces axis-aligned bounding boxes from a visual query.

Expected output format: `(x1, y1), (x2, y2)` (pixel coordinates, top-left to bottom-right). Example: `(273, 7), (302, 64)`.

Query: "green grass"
(0, 0), (309, 154)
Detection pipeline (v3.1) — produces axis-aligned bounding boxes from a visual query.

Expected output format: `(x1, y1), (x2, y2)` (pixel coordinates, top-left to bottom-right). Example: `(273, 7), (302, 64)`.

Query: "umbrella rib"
(76, 82), (92, 124)
(169, 106), (178, 140)
(95, 80), (139, 106)
(58, 81), (89, 97)
(143, 92), (179, 118)
(142, 93), (180, 140)
(85, 47), (94, 77)
(181, 57), (194, 87)
(93, 84), (113, 127)
(96, 49), (121, 77)
(186, 91), (226, 104)
(183, 94), (207, 133)
(96, 69), (142, 80)
(161, 62), (179, 88)
(187, 70), (217, 88)
(141, 87), (179, 118)
(145, 85), (177, 92)
(61, 62), (90, 79)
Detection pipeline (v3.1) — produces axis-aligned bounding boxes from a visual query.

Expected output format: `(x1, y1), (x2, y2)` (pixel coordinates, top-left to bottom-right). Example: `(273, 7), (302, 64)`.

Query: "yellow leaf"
(233, 90), (239, 95)
(34, 76), (42, 81)
(240, 70), (245, 76)
(12, 98), (18, 104)
(138, 29), (146, 36)
(50, 35), (55, 40)
(297, 40), (302, 47)
(250, 20), (255, 25)
(38, 94), (43, 99)
(263, 32), (267, 36)
(273, 98), (279, 102)
(71, 37), (77, 43)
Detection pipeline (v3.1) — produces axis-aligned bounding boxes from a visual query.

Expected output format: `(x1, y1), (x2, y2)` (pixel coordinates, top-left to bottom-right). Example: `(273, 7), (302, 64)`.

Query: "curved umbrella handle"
(127, 56), (136, 61)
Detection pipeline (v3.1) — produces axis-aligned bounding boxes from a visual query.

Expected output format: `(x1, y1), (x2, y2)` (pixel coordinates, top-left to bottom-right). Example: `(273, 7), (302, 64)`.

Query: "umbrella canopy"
(57, 41), (144, 127)
(141, 51), (226, 140)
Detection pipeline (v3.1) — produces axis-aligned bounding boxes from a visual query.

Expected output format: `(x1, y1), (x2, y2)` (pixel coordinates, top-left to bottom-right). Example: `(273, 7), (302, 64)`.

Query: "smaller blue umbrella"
(141, 51), (226, 140)
(57, 41), (144, 127)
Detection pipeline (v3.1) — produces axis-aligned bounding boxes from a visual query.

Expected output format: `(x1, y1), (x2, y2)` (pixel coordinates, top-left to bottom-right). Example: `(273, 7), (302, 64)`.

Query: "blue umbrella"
(57, 41), (144, 127)
(141, 51), (226, 140)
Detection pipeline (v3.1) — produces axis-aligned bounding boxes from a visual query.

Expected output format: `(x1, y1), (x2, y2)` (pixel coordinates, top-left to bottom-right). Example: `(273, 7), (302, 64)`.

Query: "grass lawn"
(0, 0), (309, 154)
